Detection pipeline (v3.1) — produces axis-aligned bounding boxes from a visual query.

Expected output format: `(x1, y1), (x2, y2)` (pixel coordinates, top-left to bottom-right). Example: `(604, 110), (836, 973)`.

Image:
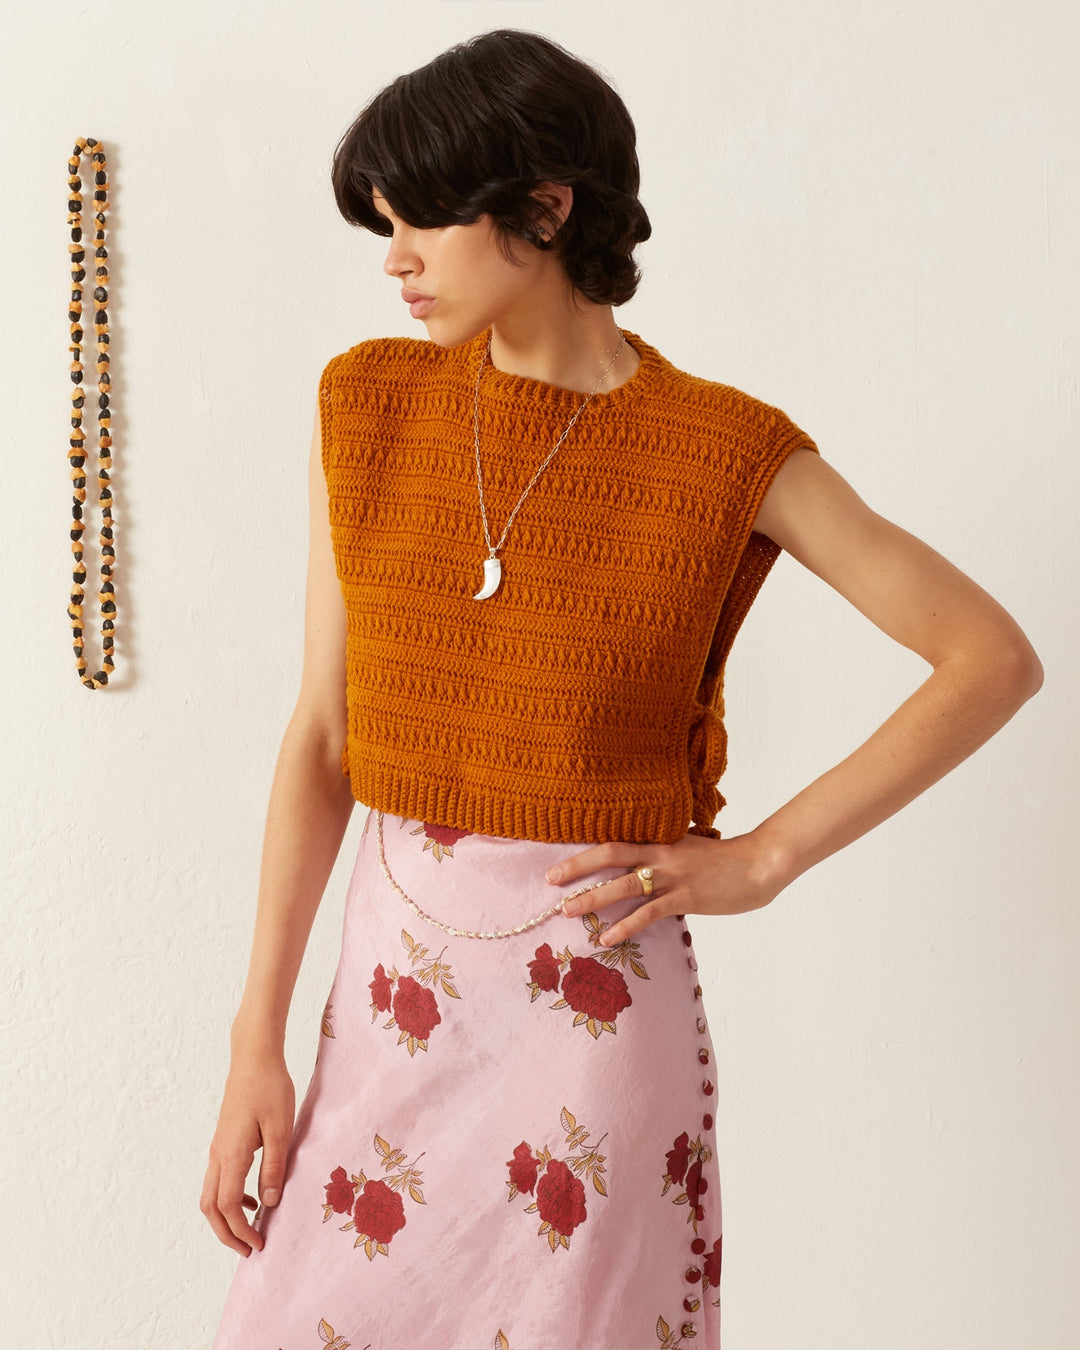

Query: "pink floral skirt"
(211, 809), (723, 1350)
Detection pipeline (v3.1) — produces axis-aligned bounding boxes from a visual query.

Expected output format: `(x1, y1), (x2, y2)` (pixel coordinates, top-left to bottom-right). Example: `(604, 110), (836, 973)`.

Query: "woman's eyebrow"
(370, 194), (397, 224)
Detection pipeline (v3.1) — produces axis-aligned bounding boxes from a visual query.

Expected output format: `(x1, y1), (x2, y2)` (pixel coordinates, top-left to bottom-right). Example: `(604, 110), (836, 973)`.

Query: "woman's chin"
(421, 316), (491, 350)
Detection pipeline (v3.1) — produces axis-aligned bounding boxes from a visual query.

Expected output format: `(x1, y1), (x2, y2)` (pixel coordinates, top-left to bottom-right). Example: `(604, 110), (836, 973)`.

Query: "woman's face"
(372, 189), (550, 347)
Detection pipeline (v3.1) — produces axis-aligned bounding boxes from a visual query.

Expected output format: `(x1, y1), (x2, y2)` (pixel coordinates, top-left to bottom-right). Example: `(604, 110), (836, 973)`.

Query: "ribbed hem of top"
(347, 761), (699, 846)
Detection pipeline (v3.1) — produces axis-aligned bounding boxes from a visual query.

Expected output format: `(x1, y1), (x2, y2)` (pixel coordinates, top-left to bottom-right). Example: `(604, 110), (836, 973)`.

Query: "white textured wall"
(4, 2), (1076, 1347)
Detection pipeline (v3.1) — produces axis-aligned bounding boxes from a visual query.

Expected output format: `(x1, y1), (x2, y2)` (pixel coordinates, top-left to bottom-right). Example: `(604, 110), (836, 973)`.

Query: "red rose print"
(686, 1158), (708, 1212)
(412, 820), (473, 860)
(369, 964), (393, 1013)
(392, 975), (441, 1042)
(506, 1142), (539, 1196)
(423, 822), (470, 848)
(352, 1178), (406, 1245)
(324, 1136), (424, 1260)
(373, 931), (460, 1056)
(536, 1158), (587, 1237)
(704, 1235), (723, 1288)
(507, 1108), (607, 1253)
(661, 1130), (712, 1233)
(666, 1131), (690, 1186)
(560, 956), (632, 1023)
(529, 915), (650, 1037)
(324, 1165), (354, 1214)
(528, 943), (561, 992)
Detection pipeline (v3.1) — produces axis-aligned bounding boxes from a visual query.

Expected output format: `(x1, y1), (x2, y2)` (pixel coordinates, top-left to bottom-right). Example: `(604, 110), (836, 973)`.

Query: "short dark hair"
(330, 29), (652, 306)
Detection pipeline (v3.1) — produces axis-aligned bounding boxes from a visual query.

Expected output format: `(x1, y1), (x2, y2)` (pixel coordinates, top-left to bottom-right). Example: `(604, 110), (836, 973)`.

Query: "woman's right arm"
(200, 401), (357, 1257)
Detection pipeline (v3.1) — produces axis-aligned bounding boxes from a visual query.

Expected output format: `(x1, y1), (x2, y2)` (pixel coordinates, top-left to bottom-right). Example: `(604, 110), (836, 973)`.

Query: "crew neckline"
(459, 326), (660, 411)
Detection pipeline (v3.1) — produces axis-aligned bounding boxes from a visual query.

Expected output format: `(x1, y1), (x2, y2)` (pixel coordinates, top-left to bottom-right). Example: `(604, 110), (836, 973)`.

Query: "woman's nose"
(382, 229), (419, 279)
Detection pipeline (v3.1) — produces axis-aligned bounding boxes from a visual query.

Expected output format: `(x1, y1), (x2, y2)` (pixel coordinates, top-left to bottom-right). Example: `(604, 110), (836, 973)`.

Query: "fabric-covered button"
(696, 1017), (707, 1033)
(702, 1112), (713, 1130)
(687, 954), (698, 972)
(683, 1296), (701, 1313)
(702, 1079), (714, 1095)
(691, 1237), (706, 1254)
(682, 930), (693, 946)
(698, 1047), (710, 1064)
(684, 1265), (701, 1283)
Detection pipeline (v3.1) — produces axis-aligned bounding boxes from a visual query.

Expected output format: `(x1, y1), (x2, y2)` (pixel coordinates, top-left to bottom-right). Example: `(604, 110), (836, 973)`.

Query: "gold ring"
(635, 865), (654, 896)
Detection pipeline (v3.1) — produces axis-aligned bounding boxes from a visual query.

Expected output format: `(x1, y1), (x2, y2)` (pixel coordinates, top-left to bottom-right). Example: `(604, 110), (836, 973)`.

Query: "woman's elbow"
(991, 629), (1044, 708)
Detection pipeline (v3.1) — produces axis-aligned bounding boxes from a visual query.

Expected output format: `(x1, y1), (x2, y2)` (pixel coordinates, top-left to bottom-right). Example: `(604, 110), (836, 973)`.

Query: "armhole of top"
(317, 352), (352, 781)
(317, 354), (339, 484)
(702, 414), (820, 708)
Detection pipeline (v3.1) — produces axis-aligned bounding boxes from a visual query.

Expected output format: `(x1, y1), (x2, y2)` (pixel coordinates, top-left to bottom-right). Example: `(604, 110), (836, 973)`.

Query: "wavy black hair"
(330, 29), (652, 306)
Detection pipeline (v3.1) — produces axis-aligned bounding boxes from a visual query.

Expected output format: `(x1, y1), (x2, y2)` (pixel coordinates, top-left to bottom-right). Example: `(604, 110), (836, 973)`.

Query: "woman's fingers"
(548, 831), (780, 938)
(200, 1144), (264, 1256)
(561, 866), (644, 916)
(200, 1160), (259, 1257)
(217, 1159), (265, 1253)
(598, 897), (670, 947)
(546, 840), (640, 885)
(203, 1058), (296, 1255)
(547, 841), (652, 920)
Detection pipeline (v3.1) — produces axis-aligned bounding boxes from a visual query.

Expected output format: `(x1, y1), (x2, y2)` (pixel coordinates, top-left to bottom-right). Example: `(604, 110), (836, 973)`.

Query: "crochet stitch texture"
(319, 327), (818, 844)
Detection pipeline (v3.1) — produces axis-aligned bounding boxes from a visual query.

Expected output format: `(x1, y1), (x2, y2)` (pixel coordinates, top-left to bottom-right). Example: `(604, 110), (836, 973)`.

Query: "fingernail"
(546, 866), (562, 883)
(263, 1189), (280, 1206)
(562, 897), (580, 916)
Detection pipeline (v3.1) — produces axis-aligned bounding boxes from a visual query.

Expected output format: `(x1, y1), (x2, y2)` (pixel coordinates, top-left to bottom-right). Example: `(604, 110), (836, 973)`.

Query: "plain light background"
(3, 1), (1076, 1347)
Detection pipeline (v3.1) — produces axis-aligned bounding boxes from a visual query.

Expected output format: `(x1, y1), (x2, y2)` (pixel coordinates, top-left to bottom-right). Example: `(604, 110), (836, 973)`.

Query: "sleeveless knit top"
(319, 327), (818, 844)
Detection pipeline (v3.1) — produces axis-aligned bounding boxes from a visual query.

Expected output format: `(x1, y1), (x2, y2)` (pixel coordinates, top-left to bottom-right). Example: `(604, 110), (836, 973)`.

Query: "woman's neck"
(487, 298), (641, 395)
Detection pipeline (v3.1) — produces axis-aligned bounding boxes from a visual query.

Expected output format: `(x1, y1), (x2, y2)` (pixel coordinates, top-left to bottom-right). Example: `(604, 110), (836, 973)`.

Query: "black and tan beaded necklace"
(66, 135), (115, 688)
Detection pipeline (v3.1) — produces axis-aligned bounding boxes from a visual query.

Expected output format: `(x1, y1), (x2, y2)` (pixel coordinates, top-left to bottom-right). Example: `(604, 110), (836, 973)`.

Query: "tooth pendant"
(473, 554), (502, 601)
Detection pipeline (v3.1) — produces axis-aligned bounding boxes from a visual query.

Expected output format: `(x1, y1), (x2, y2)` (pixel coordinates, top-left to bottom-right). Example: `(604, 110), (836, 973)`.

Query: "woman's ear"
(531, 182), (574, 240)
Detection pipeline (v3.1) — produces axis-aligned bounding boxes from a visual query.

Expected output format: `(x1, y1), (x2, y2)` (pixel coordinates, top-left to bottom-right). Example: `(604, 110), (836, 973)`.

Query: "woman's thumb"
(258, 1131), (291, 1207)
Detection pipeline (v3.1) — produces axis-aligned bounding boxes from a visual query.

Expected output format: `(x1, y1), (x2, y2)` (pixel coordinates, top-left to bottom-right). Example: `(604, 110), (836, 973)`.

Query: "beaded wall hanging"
(67, 136), (116, 688)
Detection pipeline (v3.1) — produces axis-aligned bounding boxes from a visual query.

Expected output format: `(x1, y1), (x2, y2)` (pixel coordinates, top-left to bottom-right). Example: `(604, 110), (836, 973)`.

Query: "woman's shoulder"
(638, 340), (814, 460)
(648, 341), (795, 430)
(320, 333), (450, 384)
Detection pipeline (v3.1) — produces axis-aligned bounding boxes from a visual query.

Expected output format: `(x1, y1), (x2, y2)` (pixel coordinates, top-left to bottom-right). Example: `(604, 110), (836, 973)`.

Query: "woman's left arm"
(546, 449), (1044, 944)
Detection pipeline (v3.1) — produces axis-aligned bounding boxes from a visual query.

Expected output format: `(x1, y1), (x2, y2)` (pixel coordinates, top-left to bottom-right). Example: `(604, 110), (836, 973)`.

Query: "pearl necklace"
(374, 811), (609, 940)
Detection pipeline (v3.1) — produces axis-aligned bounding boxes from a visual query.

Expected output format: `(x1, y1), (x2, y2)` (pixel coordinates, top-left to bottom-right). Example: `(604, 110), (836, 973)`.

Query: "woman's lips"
(402, 289), (436, 319)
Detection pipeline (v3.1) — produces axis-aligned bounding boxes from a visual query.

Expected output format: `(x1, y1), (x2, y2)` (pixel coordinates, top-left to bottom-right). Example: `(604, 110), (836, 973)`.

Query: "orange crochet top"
(319, 327), (818, 844)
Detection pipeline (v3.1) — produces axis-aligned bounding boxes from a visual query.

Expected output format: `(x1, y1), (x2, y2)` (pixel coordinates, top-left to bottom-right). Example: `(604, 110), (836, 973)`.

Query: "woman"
(203, 28), (1042, 1350)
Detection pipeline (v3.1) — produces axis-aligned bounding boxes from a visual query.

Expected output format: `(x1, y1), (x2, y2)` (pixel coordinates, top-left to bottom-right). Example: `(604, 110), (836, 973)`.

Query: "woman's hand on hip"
(200, 1049), (296, 1256)
(546, 831), (788, 946)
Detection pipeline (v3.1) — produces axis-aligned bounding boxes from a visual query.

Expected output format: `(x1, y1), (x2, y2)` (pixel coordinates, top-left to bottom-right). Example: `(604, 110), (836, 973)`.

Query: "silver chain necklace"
(471, 329), (627, 600)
